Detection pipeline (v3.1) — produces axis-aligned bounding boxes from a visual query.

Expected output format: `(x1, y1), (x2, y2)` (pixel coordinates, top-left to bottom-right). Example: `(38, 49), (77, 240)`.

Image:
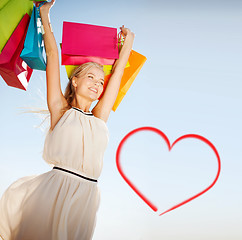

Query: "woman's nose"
(94, 81), (101, 86)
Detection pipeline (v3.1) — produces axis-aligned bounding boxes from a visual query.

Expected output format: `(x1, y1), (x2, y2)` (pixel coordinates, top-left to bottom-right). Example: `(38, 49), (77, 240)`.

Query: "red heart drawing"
(116, 126), (221, 216)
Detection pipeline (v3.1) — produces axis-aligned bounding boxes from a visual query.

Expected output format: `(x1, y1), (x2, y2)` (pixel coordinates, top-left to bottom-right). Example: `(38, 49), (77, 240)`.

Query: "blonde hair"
(21, 62), (104, 132)
(63, 62), (104, 112)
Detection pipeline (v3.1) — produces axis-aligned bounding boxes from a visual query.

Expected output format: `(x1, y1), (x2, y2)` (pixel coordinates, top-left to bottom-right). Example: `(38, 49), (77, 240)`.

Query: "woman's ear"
(72, 77), (77, 88)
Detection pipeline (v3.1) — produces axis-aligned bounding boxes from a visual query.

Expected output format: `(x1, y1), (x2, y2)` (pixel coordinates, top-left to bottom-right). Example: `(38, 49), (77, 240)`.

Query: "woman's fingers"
(36, 0), (56, 13)
(120, 26), (132, 37)
(50, 0), (56, 7)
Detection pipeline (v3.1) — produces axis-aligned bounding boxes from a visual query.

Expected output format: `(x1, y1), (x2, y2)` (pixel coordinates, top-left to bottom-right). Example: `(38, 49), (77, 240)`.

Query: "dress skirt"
(0, 168), (100, 240)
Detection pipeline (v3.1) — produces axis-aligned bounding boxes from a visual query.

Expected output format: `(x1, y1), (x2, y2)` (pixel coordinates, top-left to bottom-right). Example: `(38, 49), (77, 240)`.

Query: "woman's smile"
(89, 87), (98, 93)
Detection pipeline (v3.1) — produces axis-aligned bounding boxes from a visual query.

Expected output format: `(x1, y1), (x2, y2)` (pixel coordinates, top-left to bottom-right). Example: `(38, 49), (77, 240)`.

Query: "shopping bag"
(61, 21), (119, 65)
(102, 61), (130, 76)
(64, 62), (130, 79)
(0, 14), (33, 90)
(62, 55), (116, 66)
(20, 5), (46, 70)
(0, 0), (34, 53)
(111, 50), (147, 111)
(61, 41), (129, 78)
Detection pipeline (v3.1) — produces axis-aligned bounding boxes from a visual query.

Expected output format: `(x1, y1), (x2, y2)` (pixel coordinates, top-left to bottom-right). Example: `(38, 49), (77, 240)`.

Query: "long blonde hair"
(63, 62), (104, 112)
(21, 62), (104, 132)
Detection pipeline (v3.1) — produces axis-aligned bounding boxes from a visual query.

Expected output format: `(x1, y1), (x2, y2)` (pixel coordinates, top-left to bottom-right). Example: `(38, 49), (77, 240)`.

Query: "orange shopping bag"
(111, 50), (146, 111)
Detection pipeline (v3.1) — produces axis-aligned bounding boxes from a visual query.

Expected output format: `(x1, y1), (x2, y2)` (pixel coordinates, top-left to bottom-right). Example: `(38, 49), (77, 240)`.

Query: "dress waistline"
(52, 166), (98, 182)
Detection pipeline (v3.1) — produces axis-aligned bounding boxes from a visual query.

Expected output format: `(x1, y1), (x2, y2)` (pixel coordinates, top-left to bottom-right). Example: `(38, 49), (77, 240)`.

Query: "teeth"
(90, 88), (97, 93)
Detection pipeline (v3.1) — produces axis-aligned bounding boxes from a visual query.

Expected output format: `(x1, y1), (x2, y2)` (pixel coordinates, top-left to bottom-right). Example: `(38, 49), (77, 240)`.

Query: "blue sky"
(1, 0), (242, 239)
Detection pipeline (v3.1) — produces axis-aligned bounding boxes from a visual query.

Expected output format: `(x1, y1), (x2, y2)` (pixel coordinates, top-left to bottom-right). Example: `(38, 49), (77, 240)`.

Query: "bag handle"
(36, 1), (48, 15)
(118, 31), (125, 52)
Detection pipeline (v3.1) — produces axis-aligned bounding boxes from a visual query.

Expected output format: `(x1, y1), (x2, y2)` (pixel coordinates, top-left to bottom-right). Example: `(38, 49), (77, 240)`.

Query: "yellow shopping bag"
(64, 62), (130, 79)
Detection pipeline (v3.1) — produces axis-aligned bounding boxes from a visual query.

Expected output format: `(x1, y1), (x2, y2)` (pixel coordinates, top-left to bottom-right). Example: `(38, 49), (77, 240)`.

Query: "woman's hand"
(33, 0), (55, 15)
(92, 24), (135, 121)
(120, 25), (135, 38)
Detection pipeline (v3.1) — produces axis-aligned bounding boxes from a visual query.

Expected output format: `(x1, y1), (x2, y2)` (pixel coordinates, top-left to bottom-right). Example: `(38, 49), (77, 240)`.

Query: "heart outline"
(116, 126), (221, 216)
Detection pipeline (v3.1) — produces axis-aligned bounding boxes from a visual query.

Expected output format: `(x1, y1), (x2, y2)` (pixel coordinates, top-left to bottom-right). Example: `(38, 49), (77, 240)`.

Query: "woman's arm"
(92, 26), (135, 122)
(36, 1), (68, 129)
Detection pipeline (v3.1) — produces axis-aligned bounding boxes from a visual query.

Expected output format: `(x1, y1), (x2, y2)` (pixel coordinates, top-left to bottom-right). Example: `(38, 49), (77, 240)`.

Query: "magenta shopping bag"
(61, 21), (119, 65)
(62, 54), (116, 66)
(0, 14), (33, 90)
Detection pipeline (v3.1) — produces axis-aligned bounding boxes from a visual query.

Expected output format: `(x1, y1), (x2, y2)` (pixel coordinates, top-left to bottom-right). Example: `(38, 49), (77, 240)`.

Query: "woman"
(0, 0), (134, 239)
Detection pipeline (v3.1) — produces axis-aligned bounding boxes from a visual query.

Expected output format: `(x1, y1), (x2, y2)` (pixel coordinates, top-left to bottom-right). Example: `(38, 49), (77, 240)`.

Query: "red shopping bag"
(0, 14), (33, 90)
(61, 21), (119, 65)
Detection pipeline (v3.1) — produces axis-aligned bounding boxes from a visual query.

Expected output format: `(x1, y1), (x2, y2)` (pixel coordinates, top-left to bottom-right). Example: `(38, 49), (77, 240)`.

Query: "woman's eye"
(88, 75), (93, 79)
(100, 81), (104, 86)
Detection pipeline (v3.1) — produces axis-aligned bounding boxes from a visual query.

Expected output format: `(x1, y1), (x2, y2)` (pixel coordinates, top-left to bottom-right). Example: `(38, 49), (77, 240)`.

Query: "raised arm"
(92, 26), (135, 122)
(37, 0), (68, 129)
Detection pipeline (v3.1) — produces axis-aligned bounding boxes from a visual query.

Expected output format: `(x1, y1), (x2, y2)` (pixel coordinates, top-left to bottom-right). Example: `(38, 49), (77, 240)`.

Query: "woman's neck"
(71, 97), (92, 113)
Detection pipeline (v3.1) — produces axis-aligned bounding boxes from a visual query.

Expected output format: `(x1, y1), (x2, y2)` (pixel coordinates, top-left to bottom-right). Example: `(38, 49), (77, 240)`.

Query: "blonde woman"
(0, 0), (134, 239)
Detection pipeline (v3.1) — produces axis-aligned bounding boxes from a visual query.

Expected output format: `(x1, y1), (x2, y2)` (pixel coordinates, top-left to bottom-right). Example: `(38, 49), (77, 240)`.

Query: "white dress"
(0, 107), (109, 240)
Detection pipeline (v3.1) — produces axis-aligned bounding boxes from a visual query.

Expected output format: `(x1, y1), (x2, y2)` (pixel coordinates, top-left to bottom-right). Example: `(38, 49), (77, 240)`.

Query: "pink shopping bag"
(0, 14), (33, 90)
(61, 21), (119, 65)
(62, 54), (116, 66)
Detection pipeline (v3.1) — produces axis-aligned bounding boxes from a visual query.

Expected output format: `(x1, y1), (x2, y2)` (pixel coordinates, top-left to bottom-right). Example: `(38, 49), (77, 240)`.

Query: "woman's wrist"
(40, 10), (50, 20)
(125, 32), (135, 40)
(123, 33), (135, 47)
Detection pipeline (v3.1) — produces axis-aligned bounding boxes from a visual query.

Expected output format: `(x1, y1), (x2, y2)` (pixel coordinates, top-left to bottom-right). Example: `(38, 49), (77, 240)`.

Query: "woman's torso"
(42, 107), (109, 179)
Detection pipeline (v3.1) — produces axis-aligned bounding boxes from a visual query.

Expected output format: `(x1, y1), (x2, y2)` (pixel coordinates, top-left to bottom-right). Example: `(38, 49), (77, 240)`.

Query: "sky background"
(1, 0), (242, 239)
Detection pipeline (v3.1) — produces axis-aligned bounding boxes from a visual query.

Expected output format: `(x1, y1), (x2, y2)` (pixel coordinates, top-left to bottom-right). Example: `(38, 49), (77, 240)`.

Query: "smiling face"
(72, 66), (105, 101)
